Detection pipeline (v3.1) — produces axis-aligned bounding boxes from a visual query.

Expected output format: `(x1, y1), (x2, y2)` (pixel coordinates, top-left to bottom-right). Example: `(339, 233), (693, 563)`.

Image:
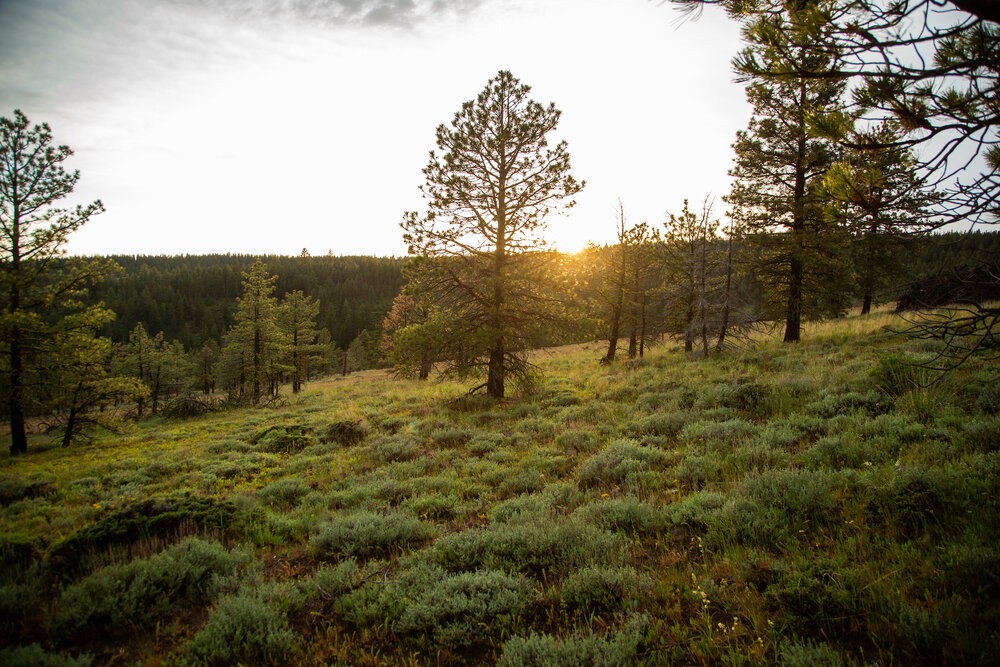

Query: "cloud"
(167, 0), (489, 27)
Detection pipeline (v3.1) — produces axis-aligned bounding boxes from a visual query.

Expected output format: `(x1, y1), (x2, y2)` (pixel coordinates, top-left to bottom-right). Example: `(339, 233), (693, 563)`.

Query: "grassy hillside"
(1, 309), (998, 665)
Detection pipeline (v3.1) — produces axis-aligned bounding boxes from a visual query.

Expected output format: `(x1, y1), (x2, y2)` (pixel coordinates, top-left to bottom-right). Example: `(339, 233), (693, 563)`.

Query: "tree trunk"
(784, 254), (804, 342)
(8, 326), (27, 455)
(419, 352), (431, 380)
(604, 304), (622, 363)
(716, 226), (734, 352)
(487, 344), (505, 399)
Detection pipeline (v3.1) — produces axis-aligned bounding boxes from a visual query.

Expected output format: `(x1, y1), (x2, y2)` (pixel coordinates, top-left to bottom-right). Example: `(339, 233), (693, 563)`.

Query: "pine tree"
(401, 70), (584, 397)
(726, 9), (851, 341)
(1, 110), (116, 454)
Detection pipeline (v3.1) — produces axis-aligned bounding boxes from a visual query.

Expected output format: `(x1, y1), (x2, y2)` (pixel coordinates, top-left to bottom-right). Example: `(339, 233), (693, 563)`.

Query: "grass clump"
(256, 477), (311, 510)
(310, 510), (434, 560)
(54, 537), (249, 638)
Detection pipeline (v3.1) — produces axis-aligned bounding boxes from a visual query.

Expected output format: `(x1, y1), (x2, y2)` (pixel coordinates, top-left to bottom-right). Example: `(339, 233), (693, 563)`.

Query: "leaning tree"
(401, 70), (584, 398)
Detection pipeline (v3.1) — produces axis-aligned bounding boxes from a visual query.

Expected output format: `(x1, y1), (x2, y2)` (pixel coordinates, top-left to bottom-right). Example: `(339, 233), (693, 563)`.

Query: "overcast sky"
(0, 0), (750, 257)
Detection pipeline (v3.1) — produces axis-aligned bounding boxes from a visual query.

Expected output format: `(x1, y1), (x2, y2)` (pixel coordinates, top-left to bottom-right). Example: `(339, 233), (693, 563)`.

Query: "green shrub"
(0, 478), (55, 506)
(716, 381), (776, 420)
(182, 584), (299, 666)
(704, 497), (788, 550)
(425, 516), (625, 579)
(799, 436), (868, 470)
(573, 496), (666, 536)
(577, 439), (668, 489)
(318, 420), (367, 446)
(560, 565), (650, 614)
(497, 616), (646, 667)
(257, 478), (311, 510)
(0, 582), (39, 631)
(739, 469), (838, 526)
(396, 569), (530, 651)
(676, 454), (722, 490)
(310, 510), (434, 560)
(869, 353), (923, 397)
(764, 561), (864, 642)
(54, 538), (248, 637)
(554, 429), (602, 453)
(366, 433), (422, 463)
(310, 559), (361, 600)
(626, 412), (690, 439)
(664, 491), (726, 530)
(679, 419), (756, 452)
(251, 425), (316, 453)
(960, 416), (1000, 454)
(402, 491), (459, 520)
(780, 638), (844, 667)
(728, 441), (792, 474)
(866, 465), (963, 537)
(806, 390), (888, 418)
(0, 644), (92, 667)
(468, 431), (505, 455)
(429, 427), (473, 448)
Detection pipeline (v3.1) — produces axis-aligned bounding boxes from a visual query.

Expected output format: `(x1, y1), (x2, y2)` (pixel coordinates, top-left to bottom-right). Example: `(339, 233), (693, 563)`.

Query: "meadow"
(1, 308), (997, 666)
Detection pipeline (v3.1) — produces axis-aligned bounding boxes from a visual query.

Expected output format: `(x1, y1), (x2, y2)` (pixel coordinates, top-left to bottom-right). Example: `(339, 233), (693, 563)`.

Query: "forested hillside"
(93, 255), (407, 350)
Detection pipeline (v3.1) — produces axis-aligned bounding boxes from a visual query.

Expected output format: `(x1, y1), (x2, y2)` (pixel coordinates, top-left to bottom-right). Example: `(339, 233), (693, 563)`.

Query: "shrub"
(182, 584), (299, 666)
(429, 427), (473, 448)
(54, 538), (248, 637)
(869, 353), (923, 397)
(716, 381), (776, 420)
(763, 561), (864, 642)
(560, 565), (650, 614)
(676, 454), (723, 491)
(739, 469), (838, 526)
(799, 436), (868, 470)
(468, 431), (505, 455)
(318, 420), (367, 446)
(0, 644), (93, 667)
(626, 412), (690, 440)
(780, 639), (845, 667)
(310, 510), (434, 560)
(704, 497), (788, 550)
(573, 496), (666, 536)
(0, 478), (56, 506)
(577, 439), (668, 489)
(257, 478), (311, 510)
(0, 582), (39, 631)
(554, 429), (602, 453)
(866, 465), (962, 537)
(728, 441), (792, 474)
(806, 390), (888, 418)
(396, 569), (530, 651)
(679, 419), (756, 453)
(664, 491), (726, 530)
(366, 433), (421, 463)
(252, 425), (316, 454)
(497, 616), (646, 667)
(425, 516), (625, 579)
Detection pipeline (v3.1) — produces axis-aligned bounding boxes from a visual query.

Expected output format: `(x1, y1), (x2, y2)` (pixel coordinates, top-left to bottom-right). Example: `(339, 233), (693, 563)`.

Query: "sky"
(0, 0), (751, 257)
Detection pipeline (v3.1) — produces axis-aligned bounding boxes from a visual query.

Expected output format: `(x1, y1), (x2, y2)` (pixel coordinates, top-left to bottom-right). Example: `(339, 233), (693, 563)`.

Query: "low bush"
(181, 583), (300, 666)
(366, 433), (421, 463)
(317, 420), (367, 446)
(497, 616), (647, 667)
(310, 510), (434, 560)
(664, 491), (726, 531)
(676, 454), (723, 491)
(396, 568), (531, 651)
(54, 538), (249, 638)
(625, 412), (690, 440)
(251, 425), (316, 454)
(554, 429), (602, 453)
(679, 419), (756, 453)
(577, 439), (669, 489)
(739, 469), (839, 526)
(424, 516), (625, 579)
(715, 381), (776, 420)
(573, 496), (666, 536)
(779, 638), (845, 667)
(800, 436), (869, 470)
(0, 644), (93, 667)
(806, 390), (888, 419)
(256, 478), (311, 510)
(560, 565), (650, 614)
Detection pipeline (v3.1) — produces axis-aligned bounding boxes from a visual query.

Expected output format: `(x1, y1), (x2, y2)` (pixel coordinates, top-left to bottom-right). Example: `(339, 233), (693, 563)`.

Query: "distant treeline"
(93, 254), (408, 350)
(88, 230), (996, 355)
